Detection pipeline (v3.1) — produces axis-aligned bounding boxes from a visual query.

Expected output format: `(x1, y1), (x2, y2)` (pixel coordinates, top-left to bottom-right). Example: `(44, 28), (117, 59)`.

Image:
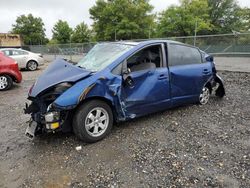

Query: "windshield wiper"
(78, 66), (97, 73)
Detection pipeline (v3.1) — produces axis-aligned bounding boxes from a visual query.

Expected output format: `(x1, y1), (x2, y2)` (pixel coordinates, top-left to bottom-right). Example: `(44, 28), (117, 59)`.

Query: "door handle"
(203, 69), (210, 74)
(158, 74), (168, 80)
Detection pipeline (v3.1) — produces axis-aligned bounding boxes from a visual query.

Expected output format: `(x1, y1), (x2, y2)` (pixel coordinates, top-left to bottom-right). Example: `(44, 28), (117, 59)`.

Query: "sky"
(0, 0), (249, 39)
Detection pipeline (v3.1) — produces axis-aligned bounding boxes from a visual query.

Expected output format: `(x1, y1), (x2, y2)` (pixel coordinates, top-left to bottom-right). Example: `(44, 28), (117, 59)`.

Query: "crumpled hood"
(29, 58), (91, 97)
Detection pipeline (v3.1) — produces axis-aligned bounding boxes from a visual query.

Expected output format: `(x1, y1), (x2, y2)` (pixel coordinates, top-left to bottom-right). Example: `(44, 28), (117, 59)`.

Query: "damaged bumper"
(25, 120), (38, 139)
(212, 74), (226, 97)
(24, 101), (71, 139)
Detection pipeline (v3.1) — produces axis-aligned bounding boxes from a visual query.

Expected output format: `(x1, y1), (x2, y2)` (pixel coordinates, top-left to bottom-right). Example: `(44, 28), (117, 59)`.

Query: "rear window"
(168, 44), (202, 66)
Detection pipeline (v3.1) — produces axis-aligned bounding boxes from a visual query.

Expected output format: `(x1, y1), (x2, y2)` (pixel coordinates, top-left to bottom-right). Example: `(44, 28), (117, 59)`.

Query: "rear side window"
(168, 44), (202, 66)
(20, 50), (28, 55)
(12, 50), (22, 55)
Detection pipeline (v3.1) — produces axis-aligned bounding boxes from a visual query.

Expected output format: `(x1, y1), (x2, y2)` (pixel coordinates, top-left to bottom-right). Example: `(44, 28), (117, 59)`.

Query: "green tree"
(207, 0), (241, 33)
(89, 0), (154, 41)
(237, 8), (250, 32)
(52, 20), (73, 43)
(157, 0), (212, 37)
(12, 14), (47, 45)
(71, 22), (91, 43)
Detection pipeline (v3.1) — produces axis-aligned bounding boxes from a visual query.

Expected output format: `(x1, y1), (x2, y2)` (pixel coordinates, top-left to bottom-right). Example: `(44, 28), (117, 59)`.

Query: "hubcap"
(85, 107), (109, 137)
(0, 76), (8, 89)
(199, 87), (210, 105)
(28, 61), (37, 70)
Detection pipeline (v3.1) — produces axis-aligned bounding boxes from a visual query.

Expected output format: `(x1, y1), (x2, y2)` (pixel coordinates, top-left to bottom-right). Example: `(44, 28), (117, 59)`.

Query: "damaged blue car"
(24, 40), (225, 142)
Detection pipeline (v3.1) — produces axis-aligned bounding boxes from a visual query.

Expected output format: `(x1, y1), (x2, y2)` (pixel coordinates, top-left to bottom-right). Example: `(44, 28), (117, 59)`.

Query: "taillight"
(10, 62), (19, 69)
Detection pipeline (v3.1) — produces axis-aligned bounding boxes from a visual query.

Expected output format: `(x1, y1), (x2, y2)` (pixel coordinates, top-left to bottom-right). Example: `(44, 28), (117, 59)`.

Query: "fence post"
(194, 20), (198, 46)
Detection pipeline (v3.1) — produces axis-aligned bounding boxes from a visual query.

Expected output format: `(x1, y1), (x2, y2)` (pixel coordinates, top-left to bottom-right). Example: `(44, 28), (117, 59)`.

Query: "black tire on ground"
(73, 100), (113, 143)
(26, 60), (38, 71)
(0, 74), (13, 91)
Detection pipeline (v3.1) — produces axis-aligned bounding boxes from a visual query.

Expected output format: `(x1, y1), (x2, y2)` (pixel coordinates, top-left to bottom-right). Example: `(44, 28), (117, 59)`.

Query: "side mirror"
(123, 75), (134, 87)
(122, 68), (134, 88)
(205, 55), (214, 62)
(121, 60), (134, 87)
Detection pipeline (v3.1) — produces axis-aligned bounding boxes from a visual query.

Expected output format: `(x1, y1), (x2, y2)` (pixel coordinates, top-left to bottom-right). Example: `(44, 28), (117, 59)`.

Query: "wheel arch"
(203, 76), (213, 94)
(78, 96), (118, 122)
(204, 81), (212, 93)
(26, 59), (38, 66)
(0, 72), (16, 82)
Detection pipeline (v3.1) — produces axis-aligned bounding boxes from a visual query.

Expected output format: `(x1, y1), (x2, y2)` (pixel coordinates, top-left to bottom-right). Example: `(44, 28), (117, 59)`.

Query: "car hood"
(29, 58), (91, 97)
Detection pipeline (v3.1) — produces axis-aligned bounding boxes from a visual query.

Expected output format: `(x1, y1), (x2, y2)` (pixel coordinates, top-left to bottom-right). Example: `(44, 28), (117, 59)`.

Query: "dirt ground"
(0, 64), (249, 188)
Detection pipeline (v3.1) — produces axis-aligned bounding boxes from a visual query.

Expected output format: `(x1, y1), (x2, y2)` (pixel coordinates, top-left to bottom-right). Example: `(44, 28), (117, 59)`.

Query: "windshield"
(77, 43), (134, 72)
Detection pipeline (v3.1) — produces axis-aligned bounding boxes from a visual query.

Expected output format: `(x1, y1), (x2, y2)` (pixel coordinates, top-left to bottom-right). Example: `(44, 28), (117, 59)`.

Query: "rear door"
(167, 43), (212, 106)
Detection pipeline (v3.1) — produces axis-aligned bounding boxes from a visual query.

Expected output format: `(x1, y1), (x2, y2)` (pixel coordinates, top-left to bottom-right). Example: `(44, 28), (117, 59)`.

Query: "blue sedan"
(24, 40), (225, 142)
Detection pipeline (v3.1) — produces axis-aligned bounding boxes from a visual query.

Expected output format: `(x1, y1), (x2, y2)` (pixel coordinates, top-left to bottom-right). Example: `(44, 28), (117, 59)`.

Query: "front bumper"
(24, 103), (63, 138)
(25, 120), (38, 139)
(24, 101), (73, 139)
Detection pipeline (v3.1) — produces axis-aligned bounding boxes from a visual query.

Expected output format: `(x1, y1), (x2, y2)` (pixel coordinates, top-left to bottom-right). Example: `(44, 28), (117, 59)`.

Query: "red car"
(0, 51), (22, 90)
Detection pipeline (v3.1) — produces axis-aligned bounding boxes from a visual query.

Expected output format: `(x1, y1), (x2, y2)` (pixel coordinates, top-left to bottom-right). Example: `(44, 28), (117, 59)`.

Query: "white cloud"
(0, 0), (249, 39)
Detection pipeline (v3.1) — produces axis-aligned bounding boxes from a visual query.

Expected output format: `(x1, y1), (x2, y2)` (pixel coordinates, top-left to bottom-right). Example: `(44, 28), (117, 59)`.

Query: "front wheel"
(0, 75), (13, 91)
(73, 100), (113, 143)
(199, 86), (210, 105)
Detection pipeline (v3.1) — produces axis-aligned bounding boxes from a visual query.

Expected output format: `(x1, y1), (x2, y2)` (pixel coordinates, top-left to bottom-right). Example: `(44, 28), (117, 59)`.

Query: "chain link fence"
(168, 33), (250, 56)
(25, 42), (97, 62)
(25, 33), (250, 62)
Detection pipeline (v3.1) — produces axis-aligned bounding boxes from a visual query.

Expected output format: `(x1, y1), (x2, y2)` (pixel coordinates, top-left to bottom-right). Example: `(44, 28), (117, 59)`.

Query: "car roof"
(118, 39), (182, 45)
(0, 48), (26, 51)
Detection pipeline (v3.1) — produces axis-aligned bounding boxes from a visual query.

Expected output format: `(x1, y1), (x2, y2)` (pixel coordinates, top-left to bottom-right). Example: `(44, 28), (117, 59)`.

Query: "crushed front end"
(23, 59), (92, 139)
(24, 82), (74, 139)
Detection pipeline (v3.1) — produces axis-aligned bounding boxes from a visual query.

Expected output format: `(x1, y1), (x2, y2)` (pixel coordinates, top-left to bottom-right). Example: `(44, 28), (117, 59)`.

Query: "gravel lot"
(0, 64), (249, 188)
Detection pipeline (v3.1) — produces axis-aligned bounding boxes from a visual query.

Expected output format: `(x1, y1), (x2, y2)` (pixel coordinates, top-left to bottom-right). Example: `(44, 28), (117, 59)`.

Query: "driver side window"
(127, 44), (162, 72)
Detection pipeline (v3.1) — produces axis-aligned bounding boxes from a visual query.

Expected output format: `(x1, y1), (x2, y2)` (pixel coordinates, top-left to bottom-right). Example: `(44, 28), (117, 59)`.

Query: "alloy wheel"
(85, 107), (109, 137)
(28, 61), (37, 71)
(0, 76), (8, 90)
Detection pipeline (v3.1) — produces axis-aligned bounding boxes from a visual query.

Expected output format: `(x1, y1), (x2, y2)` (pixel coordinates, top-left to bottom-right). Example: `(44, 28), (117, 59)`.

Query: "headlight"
(45, 111), (60, 130)
(45, 111), (60, 122)
(54, 82), (73, 93)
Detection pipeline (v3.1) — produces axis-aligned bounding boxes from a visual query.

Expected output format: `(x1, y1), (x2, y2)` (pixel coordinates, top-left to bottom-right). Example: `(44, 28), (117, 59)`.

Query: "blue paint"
(28, 40), (225, 122)
(30, 58), (91, 97)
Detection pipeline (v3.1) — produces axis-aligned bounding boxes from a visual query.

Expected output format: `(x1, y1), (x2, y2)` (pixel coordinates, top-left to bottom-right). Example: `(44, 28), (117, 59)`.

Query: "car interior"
(127, 45), (162, 72)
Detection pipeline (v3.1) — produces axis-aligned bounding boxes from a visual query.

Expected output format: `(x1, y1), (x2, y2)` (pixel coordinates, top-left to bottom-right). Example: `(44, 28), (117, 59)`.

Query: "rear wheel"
(199, 86), (210, 105)
(73, 100), (113, 143)
(0, 75), (13, 91)
(26, 60), (38, 71)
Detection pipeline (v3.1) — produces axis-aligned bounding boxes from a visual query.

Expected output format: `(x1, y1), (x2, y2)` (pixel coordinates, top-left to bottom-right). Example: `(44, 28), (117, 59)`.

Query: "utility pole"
(70, 34), (73, 61)
(148, 25), (151, 39)
(115, 29), (117, 41)
(194, 20), (198, 46)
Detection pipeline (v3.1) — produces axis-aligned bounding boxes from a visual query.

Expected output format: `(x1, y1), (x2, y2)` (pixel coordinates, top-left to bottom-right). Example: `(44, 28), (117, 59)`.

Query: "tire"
(199, 86), (210, 105)
(73, 100), (113, 143)
(0, 75), (13, 91)
(26, 60), (38, 71)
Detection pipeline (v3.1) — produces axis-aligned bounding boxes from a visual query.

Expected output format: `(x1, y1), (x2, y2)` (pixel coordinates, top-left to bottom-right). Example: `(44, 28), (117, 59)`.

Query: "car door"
(167, 43), (212, 106)
(121, 43), (171, 118)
